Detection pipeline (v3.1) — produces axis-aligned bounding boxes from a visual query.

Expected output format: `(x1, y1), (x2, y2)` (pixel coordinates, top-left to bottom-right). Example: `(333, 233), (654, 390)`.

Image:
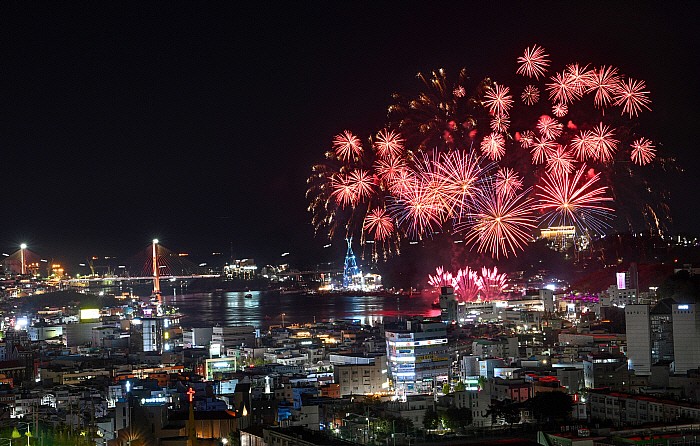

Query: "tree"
(442, 407), (472, 433)
(488, 399), (522, 426)
(423, 409), (439, 431)
(454, 381), (466, 392)
(528, 392), (573, 424)
(442, 382), (451, 395)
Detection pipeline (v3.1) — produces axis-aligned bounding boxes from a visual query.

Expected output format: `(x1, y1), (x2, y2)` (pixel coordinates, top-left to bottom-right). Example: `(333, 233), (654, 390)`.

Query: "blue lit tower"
(343, 238), (360, 288)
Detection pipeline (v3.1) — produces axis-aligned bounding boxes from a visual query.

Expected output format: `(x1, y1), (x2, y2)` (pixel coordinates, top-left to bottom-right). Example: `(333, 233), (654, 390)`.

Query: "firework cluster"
(307, 45), (668, 260)
(428, 266), (507, 302)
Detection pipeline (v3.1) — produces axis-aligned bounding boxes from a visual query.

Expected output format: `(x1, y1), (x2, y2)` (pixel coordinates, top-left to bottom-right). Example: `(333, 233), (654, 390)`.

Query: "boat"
(245, 293), (253, 299)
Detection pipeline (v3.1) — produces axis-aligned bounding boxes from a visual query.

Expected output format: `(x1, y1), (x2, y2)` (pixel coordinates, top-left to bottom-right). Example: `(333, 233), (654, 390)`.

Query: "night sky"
(1, 3), (699, 268)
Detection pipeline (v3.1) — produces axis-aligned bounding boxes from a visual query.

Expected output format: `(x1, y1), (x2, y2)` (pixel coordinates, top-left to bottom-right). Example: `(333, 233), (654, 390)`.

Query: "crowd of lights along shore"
(307, 44), (674, 262)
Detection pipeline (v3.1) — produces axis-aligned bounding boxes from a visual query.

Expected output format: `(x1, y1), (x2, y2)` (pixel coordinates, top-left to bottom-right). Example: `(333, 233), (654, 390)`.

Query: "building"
(625, 304), (652, 375)
(212, 325), (256, 350)
(384, 320), (449, 394)
(672, 302), (700, 374)
(588, 389), (700, 426)
(583, 354), (628, 389)
(333, 356), (388, 396)
(129, 317), (174, 354)
(183, 327), (214, 348)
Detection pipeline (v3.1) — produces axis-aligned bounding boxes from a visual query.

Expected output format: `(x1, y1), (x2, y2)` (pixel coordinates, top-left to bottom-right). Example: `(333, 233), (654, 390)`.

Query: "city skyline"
(2, 3), (698, 266)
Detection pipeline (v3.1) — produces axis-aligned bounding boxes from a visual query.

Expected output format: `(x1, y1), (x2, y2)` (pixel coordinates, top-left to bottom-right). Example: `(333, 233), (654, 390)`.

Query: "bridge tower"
(152, 239), (162, 306)
(343, 238), (360, 289)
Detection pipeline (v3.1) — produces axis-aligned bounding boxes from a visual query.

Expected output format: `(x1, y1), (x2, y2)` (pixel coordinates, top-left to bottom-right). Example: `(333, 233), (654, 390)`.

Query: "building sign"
(616, 272), (626, 290)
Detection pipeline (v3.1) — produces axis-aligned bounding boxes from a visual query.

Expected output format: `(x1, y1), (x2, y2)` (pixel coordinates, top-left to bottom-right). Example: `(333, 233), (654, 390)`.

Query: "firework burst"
(483, 83), (514, 116)
(480, 132), (506, 160)
(614, 77), (652, 118)
(363, 208), (394, 241)
(462, 186), (536, 259)
(546, 145), (576, 176)
(630, 137), (656, 165)
(521, 85), (540, 105)
(333, 130), (363, 162)
(495, 167), (523, 200)
(428, 266), (454, 288)
(454, 267), (480, 302)
(536, 165), (614, 234)
(516, 45), (550, 79)
(477, 266), (508, 301)
(373, 129), (405, 159)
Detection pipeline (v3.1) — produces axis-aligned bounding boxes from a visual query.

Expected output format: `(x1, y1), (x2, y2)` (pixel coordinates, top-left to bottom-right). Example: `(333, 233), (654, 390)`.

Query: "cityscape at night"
(2, 3), (700, 446)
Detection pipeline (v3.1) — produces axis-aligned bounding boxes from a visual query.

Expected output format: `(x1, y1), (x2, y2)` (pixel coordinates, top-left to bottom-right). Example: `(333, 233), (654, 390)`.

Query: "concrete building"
(583, 354), (628, 389)
(183, 327), (214, 348)
(212, 325), (256, 350)
(452, 390), (493, 428)
(384, 320), (449, 394)
(129, 317), (170, 353)
(625, 304), (652, 375)
(333, 356), (388, 396)
(672, 302), (700, 374)
(589, 389), (700, 426)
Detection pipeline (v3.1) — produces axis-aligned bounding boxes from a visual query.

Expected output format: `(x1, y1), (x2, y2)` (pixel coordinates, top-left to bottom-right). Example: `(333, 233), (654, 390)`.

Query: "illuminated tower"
(152, 239), (162, 305)
(20, 243), (27, 275)
(343, 238), (360, 289)
(187, 386), (197, 445)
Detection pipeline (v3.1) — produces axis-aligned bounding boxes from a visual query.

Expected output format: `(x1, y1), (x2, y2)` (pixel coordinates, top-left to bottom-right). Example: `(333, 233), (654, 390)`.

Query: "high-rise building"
(130, 317), (174, 353)
(385, 320), (449, 394)
(439, 286), (458, 323)
(625, 304), (652, 375)
(625, 300), (676, 376)
(672, 303), (700, 374)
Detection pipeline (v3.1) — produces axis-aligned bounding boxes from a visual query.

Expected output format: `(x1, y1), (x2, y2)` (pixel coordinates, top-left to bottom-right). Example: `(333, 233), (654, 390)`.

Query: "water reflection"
(172, 291), (438, 328)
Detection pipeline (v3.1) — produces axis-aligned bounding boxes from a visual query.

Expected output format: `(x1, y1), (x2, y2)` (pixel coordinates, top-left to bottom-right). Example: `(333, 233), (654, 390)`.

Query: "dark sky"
(1, 2), (699, 267)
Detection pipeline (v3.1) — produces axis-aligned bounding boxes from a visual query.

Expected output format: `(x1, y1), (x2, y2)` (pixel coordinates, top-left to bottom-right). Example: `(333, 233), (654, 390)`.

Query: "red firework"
(483, 83), (514, 116)
(463, 186), (536, 259)
(536, 115), (563, 140)
(530, 136), (557, 164)
(390, 180), (444, 237)
(428, 266), (454, 288)
(565, 63), (593, 94)
(477, 266), (508, 301)
(347, 169), (376, 202)
(373, 129), (405, 159)
(375, 156), (407, 185)
(434, 149), (483, 218)
(330, 173), (356, 207)
(332, 130), (363, 162)
(363, 208), (394, 241)
(519, 130), (535, 149)
(535, 165), (614, 234)
(516, 45), (550, 80)
(490, 114), (510, 133)
(552, 103), (568, 118)
(586, 65), (621, 109)
(571, 130), (596, 161)
(521, 85), (540, 105)
(590, 123), (619, 163)
(630, 137), (656, 166)
(614, 77), (652, 118)
(454, 267), (480, 302)
(545, 145), (575, 176)
(480, 132), (506, 160)
(495, 167), (523, 200)
(546, 70), (583, 105)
